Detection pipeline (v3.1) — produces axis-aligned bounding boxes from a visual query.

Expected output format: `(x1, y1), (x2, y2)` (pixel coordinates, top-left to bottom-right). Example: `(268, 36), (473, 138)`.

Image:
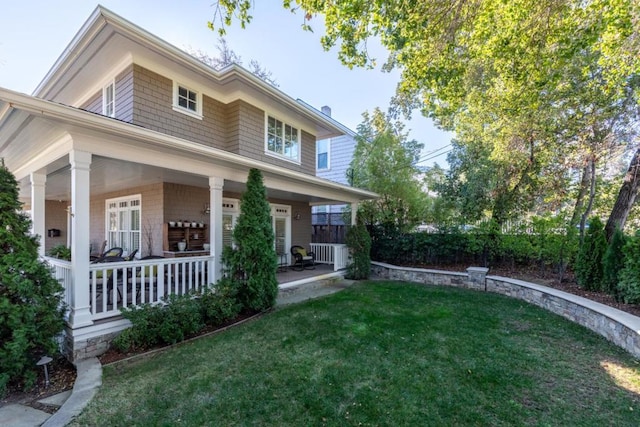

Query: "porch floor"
(276, 263), (339, 286)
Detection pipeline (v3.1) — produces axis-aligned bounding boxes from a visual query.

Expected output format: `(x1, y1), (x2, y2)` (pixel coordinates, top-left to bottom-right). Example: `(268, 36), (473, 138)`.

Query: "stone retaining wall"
(371, 261), (640, 359)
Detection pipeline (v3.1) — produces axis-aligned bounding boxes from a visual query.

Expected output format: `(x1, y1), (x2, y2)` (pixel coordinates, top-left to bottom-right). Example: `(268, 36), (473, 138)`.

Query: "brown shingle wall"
(115, 65), (134, 123)
(44, 200), (69, 253)
(230, 101), (315, 175)
(80, 65), (134, 123)
(131, 65), (226, 149)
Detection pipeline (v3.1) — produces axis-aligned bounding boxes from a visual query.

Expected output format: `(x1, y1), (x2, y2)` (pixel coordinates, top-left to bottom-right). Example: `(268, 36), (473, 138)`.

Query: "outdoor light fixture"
(37, 355), (53, 388)
(294, 212), (302, 220)
(203, 202), (210, 215)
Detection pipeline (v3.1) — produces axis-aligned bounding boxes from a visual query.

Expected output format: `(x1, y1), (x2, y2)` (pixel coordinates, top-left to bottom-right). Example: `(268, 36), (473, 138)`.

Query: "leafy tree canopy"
(349, 108), (428, 233)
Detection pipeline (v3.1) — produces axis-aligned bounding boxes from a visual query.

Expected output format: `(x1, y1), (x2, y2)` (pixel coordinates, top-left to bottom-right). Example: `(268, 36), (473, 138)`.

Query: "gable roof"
(34, 5), (346, 140)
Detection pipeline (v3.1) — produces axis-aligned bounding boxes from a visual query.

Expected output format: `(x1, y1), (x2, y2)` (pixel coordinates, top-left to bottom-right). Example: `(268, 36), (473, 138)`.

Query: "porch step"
(277, 277), (355, 306)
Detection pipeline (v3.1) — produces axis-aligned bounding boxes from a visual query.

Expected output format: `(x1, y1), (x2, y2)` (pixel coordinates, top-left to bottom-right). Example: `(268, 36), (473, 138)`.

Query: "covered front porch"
(1, 90), (375, 361)
(46, 245), (346, 322)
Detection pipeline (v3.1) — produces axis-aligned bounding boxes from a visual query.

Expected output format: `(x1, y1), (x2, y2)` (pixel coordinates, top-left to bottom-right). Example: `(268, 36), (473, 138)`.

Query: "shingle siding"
(80, 65), (134, 123)
(81, 63), (319, 175)
(317, 134), (355, 185)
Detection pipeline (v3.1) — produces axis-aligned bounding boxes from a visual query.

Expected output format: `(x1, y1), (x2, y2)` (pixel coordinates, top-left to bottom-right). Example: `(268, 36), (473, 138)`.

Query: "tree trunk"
(579, 157), (596, 242)
(570, 163), (591, 228)
(605, 147), (640, 241)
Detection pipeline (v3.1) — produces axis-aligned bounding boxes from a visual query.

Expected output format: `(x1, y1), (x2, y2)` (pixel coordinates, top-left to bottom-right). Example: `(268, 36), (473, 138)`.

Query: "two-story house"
(0, 6), (375, 361)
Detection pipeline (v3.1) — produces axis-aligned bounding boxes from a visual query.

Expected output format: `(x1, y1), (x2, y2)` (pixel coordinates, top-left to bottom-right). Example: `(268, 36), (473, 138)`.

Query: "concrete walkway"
(0, 278), (355, 426)
(0, 357), (102, 427)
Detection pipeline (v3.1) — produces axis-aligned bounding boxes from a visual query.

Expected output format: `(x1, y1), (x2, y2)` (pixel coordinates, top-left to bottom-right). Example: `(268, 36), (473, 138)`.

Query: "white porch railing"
(45, 257), (73, 318)
(310, 243), (350, 271)
(88, 256), (214, 320)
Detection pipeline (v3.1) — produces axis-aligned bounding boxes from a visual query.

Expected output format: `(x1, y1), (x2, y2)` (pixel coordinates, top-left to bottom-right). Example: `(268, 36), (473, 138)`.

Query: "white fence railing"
(309, 243), (350, 271)
(88, 256), (214, 320)
(44, 257), (73, 318)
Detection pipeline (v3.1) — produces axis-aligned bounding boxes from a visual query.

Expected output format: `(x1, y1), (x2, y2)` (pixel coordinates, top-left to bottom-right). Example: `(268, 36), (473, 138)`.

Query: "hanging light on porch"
(203, 202), (210, 214)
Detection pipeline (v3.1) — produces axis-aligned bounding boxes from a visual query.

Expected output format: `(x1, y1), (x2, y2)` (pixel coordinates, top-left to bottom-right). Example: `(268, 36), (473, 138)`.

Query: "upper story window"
(317, 138), (330, 170)
(103, 81), (115, 118)
(266, 115), (300, 162)
(172, 81), (202, 119)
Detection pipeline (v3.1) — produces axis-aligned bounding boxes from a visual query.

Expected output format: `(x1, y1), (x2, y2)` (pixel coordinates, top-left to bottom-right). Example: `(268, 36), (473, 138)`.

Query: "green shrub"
(574, 217), (607, 291)
(0, 161), (66, 396)
(199, 278), (242, 326)
(119, 303), (165, 349)
(47, 244), (71, 261)
(160, 294), (204, 344)
(223, 169), (278, 312)
(112, 328), (136, 353)
(115, 281), (243, 352)
(345, 224), (371, 280)
(617, 231), (640, 304)
(602, 228), (626, 297)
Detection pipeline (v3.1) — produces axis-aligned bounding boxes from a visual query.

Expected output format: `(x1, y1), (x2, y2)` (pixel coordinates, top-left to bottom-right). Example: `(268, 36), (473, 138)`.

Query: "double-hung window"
(173, 81), (202, 119)
(103, 81), (115, 118)
(317, 138), (329, 170)
(105, 195), (141, 257)
(266, 115), (300, 162)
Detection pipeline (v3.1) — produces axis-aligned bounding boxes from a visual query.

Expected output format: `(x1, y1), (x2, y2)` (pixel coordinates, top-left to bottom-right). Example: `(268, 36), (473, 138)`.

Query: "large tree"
(211, 0), (640, 234)
(349, 108), (428, 233)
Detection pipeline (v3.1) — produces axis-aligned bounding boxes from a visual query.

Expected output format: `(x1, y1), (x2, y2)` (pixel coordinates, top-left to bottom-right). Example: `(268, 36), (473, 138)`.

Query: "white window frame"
(317, 138), (330, 171)
(271, 204), (291, 262)
(172, 81), (203, 119)
(222, 198), (240, 248)
(105, 194), (142, 258)
(102, 80), (115, 118)
(265, 114), (301, 164)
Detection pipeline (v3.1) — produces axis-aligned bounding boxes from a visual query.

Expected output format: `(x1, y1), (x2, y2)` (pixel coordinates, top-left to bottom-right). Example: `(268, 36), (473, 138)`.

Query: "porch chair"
(131, 255), (165, 301)
(291, 245), (315, 271)
(93, 255), (126, 304)
(90, 240), (107, 261)
(124, 248), (139, 261)
(91, 247), (123, 263)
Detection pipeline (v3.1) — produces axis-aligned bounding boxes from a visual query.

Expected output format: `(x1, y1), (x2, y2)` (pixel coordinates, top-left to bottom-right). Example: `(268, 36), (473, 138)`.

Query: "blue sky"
(0, 0), (453, 166)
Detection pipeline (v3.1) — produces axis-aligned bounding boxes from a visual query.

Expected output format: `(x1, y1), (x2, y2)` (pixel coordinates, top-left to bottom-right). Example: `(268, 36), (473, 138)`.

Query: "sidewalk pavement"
(0, 278), (355, 426)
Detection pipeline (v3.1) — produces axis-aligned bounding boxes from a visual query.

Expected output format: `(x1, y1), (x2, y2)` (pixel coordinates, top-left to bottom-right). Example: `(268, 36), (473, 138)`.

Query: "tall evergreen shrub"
(574, 217), (607, 291)
(345, 224), (371, 279)
(602, 227), (626, 297)
(224, 168), (277, 312)
(0, 161), (65, 395)
(617, 231), (640, 304)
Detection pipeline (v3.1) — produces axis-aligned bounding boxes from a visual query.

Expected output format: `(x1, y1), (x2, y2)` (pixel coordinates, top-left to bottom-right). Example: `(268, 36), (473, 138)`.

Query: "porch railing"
(88, 256), (214, 320)
(309, 243), (350, 271)
(44, 257), (73, 318)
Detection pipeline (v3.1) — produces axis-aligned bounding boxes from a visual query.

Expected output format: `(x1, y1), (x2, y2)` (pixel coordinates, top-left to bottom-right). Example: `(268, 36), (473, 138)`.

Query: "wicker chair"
(290, 245), (315, 271)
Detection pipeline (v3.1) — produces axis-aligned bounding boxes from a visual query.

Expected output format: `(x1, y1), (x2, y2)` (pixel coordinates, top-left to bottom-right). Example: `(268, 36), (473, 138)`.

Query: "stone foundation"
(62, 319), (130, 362)
(371, 261), (640, 359)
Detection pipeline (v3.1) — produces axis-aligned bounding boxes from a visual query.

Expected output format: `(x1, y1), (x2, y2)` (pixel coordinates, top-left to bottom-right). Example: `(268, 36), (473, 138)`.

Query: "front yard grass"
(72, 281), (640, 426)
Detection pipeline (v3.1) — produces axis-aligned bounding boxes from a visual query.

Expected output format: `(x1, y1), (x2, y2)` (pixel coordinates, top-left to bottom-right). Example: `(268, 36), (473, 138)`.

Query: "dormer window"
(103, 81), (115, 118)
(266, 115), (300, 163)
(172, 81), (202, 119)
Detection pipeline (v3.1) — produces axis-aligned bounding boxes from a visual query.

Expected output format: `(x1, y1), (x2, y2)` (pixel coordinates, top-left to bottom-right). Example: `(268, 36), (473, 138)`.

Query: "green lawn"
(72, 281), (640, 426)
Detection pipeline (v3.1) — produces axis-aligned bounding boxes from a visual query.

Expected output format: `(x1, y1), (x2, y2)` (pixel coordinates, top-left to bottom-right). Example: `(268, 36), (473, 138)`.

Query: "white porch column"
(209, 176), (224, 284)
(30, 171), (47, 257)
(351, 202), (359, 226)
(68, 150), (93, 328)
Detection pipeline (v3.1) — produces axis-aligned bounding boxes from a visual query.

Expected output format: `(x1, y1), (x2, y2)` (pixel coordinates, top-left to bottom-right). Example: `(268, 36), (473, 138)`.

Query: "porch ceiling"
(18, 156), (345, 205)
